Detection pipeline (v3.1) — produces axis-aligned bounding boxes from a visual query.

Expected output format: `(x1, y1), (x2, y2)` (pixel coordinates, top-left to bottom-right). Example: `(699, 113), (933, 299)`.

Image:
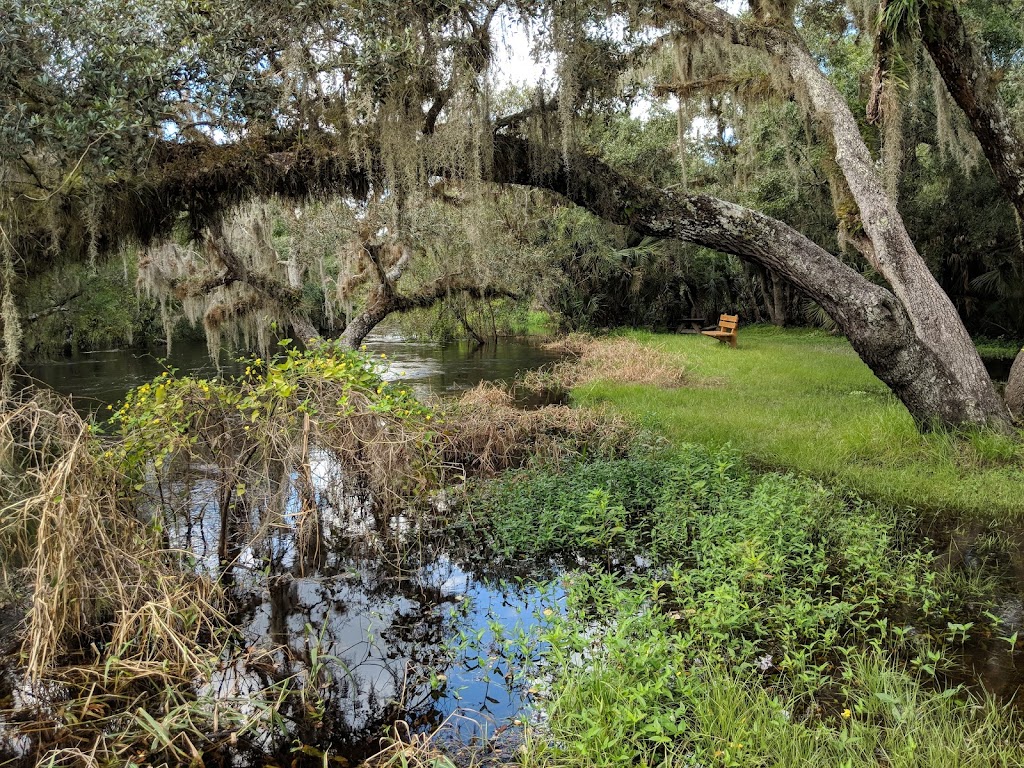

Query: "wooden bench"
(701, 314), (738, 348)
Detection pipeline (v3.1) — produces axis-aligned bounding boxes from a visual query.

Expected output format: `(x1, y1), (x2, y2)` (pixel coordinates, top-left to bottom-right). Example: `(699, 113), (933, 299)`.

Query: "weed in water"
(464, 445), (1023, 767)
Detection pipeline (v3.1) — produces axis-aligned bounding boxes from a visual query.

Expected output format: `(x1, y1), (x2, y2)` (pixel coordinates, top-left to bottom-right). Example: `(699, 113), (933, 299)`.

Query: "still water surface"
(9, 336), (565, 764)
(27, 334), (561, 413)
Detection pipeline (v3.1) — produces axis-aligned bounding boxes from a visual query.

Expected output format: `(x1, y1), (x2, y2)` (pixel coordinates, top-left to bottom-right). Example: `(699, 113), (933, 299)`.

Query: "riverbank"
(5, 332), (1023, 767)
(461, 447), (1024, 767)
(442, 331), (1024, 766)
(568, 327), (1024, 519)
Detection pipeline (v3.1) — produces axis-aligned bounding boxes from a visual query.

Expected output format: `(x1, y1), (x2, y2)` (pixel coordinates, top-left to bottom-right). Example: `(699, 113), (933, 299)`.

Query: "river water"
(10, 336), (1024, 765)
(26, 335), (562, 414)
(5, 337), (565, 765)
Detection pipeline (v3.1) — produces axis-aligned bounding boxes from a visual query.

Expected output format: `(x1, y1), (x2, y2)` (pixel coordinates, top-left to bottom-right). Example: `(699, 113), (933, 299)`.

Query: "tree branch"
(918, 1), (1024, 221)
(493, 98), (559, 133)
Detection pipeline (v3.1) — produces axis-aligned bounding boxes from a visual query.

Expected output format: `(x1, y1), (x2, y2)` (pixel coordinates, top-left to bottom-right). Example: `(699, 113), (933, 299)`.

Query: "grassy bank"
(462, 448), (1023, 767)
(570, 327), (1024, 518)
(975, 337), (1023, 361)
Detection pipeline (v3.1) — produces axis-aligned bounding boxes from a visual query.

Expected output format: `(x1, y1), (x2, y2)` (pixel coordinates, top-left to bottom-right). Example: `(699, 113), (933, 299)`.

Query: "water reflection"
(5, 335), (565, 765)
(929, 520), (1024, 704)
(158, 444), (561, 758)
(25, 335), (561, 415)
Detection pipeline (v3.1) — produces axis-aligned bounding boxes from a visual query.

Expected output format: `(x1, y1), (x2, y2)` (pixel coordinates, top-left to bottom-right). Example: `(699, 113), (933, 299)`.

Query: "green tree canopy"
(4, 0), (1024, 428)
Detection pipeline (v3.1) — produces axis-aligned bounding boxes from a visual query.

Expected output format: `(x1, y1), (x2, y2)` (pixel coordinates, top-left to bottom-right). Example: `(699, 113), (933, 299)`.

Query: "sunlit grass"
(524, 309), (557, 336)
(571, 326), (1024, 518)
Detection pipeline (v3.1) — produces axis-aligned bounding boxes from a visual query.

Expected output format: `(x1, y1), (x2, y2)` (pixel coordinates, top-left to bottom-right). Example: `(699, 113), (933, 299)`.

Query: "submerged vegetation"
(0, 343), (443, 763)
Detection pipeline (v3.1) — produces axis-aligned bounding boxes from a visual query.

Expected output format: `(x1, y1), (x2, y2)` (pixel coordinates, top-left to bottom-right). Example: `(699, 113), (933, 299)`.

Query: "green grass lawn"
(573, 326), (1024, 519)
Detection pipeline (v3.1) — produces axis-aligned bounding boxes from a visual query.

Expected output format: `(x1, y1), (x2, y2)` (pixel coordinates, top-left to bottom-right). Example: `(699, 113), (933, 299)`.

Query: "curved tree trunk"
(915, 1), (1024, 425)
(665, 0), (1009, 431)
(491, 136), (1006, 430)
(340, 288), (394, 350)
(139, 128), (1009, 430)
(131, 129), (1010, 429)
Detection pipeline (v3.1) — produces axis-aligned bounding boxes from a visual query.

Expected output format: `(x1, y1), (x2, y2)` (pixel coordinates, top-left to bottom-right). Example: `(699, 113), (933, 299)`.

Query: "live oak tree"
(2, 0), (1022, 430)
(908, 0), (1024, 417)
(137, 193), (535, 359)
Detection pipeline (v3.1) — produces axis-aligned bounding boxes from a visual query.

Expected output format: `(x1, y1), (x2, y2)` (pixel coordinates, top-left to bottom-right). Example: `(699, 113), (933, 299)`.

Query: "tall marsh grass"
(0, 394), (223, 681)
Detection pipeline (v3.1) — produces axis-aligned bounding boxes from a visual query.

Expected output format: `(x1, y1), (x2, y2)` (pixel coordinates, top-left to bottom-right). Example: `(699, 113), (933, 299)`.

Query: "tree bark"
(918, 1), (1024, 222)
(757, 266), (787, 327)
(915, 1), (1024, 424)
(661, 0), (1010, 430)
(1007, 349), (1024, 422)
(770, 271), (787, 328)
(339, 286), (395, 350)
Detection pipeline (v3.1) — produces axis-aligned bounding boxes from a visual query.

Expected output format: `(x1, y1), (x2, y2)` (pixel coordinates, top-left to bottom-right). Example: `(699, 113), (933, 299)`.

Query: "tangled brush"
(440, 382), (635, 475)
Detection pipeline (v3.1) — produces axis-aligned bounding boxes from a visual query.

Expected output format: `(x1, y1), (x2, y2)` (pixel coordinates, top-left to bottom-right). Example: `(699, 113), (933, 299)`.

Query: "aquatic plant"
(466, 446), (1023, 766)
(0, 340), (645, 764)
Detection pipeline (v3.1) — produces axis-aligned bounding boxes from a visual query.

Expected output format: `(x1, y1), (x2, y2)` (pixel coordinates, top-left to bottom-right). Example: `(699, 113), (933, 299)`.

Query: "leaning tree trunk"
(493, 135), (1010, 431)
(779, 36), (1008, 431)
(137, 127), (1010, 430)
(130, 117), (1008, 428)
(915, 1), (1024, 425)
(666, 1), (1009, 431)
(340, 289), (395, 350)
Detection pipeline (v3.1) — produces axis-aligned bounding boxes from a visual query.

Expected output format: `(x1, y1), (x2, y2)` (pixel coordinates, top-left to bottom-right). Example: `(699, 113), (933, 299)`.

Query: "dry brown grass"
(440, 382), (636, 476)
(0, 346), (647, 764)
(364, 719), (456, 768)
(526, 333), (688, 390)
(364, 715), (505, 768)
(0, 394), (224, 683)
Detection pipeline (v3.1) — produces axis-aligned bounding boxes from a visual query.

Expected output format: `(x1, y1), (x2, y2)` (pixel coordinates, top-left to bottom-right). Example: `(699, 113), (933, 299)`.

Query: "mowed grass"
(572, 326), (1024, 519)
